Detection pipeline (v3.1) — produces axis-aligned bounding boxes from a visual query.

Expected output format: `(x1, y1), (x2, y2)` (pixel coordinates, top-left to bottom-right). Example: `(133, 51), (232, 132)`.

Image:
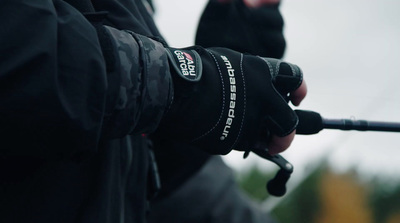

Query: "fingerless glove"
(156, 46), (302, 154)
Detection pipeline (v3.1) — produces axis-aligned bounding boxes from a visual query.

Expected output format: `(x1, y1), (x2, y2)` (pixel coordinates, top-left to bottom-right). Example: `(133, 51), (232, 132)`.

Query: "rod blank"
(295, 110), (400, 135)
(323, 118), (400, 132)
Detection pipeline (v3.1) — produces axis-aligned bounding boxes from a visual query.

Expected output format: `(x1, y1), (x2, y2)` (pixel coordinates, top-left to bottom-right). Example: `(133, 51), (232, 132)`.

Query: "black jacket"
(0, 0), (172, 222)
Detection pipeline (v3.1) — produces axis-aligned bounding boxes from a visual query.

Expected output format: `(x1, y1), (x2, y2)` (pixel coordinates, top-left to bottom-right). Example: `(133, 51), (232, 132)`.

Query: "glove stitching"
(191, 50), (226, 141)
(275, 60), (281, 78)
(288, 63), (303, 90)
(229, 53), (247, 151)
(261, 57), (274, 78)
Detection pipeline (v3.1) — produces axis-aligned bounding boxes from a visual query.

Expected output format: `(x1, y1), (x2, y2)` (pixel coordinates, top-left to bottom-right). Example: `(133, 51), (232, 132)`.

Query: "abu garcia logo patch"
(166, 48), (202, 82)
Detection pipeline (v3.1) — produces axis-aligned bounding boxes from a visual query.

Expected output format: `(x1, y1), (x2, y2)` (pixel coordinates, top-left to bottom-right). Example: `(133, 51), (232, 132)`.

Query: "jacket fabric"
(0, 0), (171, 222)
(148, 156), (277, 223)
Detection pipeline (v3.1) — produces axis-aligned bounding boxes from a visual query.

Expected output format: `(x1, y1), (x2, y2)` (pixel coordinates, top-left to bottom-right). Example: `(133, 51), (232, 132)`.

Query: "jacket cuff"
(103, 26), (173, 136)
(128, 32), (174, 133)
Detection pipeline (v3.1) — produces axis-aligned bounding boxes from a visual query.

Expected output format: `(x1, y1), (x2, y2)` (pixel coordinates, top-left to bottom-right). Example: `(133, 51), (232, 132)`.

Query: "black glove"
(156, 46), (302, 155)
(195, 0), (286, 58)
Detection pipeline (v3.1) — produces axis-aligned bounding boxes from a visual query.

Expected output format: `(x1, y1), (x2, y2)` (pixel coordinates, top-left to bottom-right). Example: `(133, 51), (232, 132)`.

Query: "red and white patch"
(166, 48), (203, 82)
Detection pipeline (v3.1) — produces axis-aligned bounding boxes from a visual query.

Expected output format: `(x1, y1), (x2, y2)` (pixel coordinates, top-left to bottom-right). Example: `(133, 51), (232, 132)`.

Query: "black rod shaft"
(323, 118), (400, 132)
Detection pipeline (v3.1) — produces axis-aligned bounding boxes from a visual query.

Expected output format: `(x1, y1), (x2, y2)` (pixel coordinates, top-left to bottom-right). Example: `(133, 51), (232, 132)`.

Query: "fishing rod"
(256, 109), (400, 197)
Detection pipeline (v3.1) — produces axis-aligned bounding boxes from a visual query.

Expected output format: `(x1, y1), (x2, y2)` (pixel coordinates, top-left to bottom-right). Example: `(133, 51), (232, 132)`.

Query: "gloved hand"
(155, 46), (306, 155)
(195, 0), (286, 58)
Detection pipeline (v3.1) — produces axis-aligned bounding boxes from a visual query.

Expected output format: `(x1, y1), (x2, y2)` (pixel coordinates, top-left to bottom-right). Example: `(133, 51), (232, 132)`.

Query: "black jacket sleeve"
(0, 0), (172, 158)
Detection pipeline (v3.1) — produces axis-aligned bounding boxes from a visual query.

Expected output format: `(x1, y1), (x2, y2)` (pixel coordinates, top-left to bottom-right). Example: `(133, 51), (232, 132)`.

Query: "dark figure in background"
(0, 0), (306, 223)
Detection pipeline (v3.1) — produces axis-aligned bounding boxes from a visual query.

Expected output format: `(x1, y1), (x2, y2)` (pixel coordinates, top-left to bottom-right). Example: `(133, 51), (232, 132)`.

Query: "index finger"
(290, 80), (307, 106)
(267, 130), (296, 155)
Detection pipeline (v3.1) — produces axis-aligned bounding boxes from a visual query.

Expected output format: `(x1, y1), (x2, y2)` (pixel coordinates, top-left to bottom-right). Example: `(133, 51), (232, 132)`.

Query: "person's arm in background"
(196, 0), (286, 59)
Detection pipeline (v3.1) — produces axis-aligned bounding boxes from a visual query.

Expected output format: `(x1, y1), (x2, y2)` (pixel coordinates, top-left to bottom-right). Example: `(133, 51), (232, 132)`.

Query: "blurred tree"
(272, 166), (322, 223)
(315, 169), (372, 223)
(237, 163), (400, 223)
(369, 180), (400, 223)
(237, 166), (274, 202)
(386, 213), (400, 223)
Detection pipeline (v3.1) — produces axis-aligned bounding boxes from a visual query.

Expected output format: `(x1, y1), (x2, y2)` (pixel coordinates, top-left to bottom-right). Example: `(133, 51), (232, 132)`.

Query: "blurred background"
(153, 0), (400, 222)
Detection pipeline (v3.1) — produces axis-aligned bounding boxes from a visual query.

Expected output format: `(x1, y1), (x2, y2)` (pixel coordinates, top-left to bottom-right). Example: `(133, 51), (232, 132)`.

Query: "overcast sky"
(152, 0), (400, 184)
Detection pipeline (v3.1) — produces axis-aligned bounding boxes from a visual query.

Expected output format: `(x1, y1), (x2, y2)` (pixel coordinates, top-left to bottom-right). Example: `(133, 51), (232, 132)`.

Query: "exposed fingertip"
(290, 80), (307, 106)
(267, 132), (295, 155)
